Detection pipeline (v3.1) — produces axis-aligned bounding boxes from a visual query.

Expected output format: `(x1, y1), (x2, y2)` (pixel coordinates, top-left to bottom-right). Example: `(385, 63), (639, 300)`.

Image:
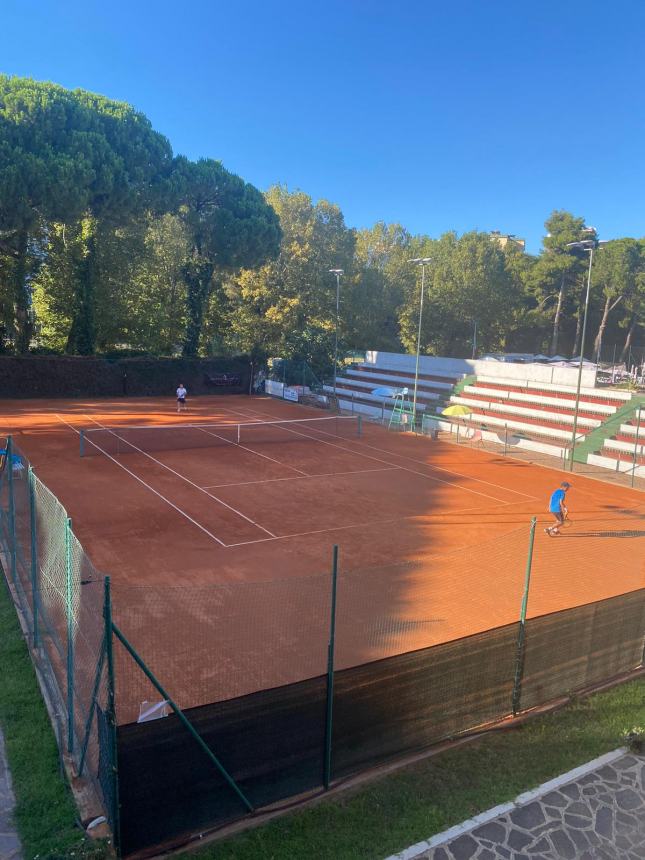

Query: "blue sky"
(3, 1), (644, 252)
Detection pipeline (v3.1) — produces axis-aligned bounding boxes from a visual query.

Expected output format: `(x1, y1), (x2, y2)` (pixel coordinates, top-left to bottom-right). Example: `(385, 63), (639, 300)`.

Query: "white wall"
(365, 351), (597, 389)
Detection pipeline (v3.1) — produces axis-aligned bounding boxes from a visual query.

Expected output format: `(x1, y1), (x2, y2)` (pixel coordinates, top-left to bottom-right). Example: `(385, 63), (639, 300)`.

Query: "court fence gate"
(0, 434), (644, 856)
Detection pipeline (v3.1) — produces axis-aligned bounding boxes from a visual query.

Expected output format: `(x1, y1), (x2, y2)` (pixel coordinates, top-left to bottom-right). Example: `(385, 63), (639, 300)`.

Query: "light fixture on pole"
(329, 269), (344, 395)
(565, 234), (605, 471)
(408, 257), (432, 424)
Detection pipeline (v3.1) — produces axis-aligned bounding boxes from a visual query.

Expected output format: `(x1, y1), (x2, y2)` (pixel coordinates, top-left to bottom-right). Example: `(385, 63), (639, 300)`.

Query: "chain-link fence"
(0, 438), (117, 843)
(1, 435), (643, 857)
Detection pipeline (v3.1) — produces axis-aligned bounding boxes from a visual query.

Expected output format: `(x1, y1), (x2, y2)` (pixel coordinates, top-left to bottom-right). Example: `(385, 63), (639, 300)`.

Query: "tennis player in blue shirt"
(545, 481), (571, 536)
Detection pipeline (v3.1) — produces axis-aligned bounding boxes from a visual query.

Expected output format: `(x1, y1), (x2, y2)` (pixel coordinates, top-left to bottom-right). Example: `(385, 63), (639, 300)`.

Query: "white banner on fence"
(283, 387), (299, 402)
(265, 379), (284, 398)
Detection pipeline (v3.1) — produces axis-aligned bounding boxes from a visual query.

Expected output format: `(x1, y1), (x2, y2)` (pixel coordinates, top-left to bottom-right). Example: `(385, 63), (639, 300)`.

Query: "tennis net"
(80, 415), (362, 457)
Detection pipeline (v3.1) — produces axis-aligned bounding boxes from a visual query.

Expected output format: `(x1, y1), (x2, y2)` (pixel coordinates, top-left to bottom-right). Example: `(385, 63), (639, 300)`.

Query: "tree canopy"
(1, 76), (643, 368)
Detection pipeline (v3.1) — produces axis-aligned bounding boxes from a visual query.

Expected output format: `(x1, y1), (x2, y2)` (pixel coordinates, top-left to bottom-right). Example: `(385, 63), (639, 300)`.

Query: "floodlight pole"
(409, 258), (432, 425)
(566, 238), (599, 471)
(472, 319), (478, 360)
(329, 269), (344, 395)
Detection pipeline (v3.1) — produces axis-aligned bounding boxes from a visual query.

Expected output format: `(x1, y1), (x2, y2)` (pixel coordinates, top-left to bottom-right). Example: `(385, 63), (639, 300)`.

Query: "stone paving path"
(0, 728), (22, 860)
(387, 749), (645, 860)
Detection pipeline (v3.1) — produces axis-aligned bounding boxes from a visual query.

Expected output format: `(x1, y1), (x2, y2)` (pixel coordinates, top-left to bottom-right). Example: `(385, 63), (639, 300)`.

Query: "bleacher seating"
(593, 419), (645, 474)
(442, 376), (635, 461)
(324, 363), (463, 417)
(319, 355), (641, 475)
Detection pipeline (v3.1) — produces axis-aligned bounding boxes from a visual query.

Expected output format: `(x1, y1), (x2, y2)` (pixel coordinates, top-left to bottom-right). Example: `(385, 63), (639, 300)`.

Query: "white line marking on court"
(201, 466), (399, 490)
(55, 414), (228, 547)
(193, 425), (308, 476)
(223, 402), (539, 501)
(220, 404), (508, 503)
(352, 437), (537, 500)
(81, 415), (277, 539)
(223, 499), (524, 548)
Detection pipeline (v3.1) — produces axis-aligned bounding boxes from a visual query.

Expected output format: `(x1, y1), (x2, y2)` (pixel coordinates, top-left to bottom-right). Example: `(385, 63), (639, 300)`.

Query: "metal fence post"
(6, 436), (18, 587)
(512, 517), (537, 716)
(104, 577), (121, 853)
(28, 468), (39, 648)
(65, 517), (75, 754)
(323, 545), (339, 790)
(631, 406), (642, 489)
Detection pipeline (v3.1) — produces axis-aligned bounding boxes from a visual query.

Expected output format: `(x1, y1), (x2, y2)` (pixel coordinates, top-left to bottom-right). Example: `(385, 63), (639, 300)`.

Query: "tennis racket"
(560, 508), (573, 529)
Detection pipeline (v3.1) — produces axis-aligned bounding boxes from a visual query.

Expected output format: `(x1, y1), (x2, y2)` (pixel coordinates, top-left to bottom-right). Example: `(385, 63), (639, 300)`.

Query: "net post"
(104, 576), (121, 853)
(323, 545), (339, 790)
(65, 517), (75, 754)
(504, 423), (508, 457)
(79, 429), (85, 458)
(357, 414), (362, 438)
(6, 436), (18, 587)
(28, 467), (39, 648)
(512, 516), (537, 716)
(237, 423), (241, 445)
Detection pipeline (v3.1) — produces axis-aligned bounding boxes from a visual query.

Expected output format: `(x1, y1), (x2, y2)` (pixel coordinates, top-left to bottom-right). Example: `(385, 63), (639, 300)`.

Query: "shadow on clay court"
(560, 530), (645, 539)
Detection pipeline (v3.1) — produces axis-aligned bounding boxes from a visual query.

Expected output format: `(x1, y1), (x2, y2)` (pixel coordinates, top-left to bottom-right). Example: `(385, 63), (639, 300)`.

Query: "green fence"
(0, 438), (644, 856)
(0, 438), (118, 847)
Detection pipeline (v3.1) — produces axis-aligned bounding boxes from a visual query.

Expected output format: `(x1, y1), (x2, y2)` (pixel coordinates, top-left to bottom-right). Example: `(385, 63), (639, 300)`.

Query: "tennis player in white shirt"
(176, 384), (187, 413)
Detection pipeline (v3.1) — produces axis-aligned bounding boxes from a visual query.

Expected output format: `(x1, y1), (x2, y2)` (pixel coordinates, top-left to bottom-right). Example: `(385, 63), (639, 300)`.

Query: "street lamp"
(565, 235), (606, 471)
(329, 269), (344, 395)
(408, 257), (432, 425)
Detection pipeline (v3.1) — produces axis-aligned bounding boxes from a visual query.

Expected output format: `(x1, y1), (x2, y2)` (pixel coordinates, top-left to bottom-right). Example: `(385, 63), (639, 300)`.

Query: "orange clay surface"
(2, 394), (643, 715)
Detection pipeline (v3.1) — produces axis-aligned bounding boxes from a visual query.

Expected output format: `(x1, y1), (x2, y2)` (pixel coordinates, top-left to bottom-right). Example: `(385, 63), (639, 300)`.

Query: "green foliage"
(171, 158), (282, 356)
(399, 231), (519, 356)
(222, 186), (354, 371)
(1, 76), (644, 365)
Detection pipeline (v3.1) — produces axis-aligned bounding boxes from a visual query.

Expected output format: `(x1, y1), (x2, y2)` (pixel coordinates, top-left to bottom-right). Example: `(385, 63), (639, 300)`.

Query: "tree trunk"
(182, 260), (214, 356)
(13, 230), (31, 353)
(620, 315), (638, 363)
(550, 274), (565, 355)
(593, 294), (622, 364)
(66, 221), (97, 355)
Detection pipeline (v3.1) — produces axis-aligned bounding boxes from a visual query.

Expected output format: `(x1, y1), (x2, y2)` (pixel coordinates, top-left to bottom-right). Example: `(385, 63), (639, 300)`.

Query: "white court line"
(194, 424), (308, 477)
(225, 498), (524, 548)
(55, 415), (227, 547)
(223, 402), (537, 501)
(81, 415), (277, 539)
(202, 466), (399, 490)
(220, 409), (532, 501)
(216, 404), (508, 504)
(241, 401), (537, 500)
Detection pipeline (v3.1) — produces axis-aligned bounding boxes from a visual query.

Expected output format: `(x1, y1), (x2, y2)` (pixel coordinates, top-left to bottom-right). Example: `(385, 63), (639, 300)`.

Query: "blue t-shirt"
(549, 488), (565, 513)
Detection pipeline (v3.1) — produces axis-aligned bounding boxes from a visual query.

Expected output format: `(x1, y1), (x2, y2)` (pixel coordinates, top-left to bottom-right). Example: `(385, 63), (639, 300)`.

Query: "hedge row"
(0, 356), (253, 398)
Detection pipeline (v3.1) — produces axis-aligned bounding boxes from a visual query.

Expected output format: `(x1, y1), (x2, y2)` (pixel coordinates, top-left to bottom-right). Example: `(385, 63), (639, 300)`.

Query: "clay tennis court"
(2, 394), (643, 718)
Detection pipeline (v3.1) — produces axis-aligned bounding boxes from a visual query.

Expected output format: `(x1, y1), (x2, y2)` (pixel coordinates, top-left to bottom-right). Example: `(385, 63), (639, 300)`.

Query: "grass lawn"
(0, 565), (643, 860)
(182, 679), (645, 860)
(0, 573), (109, 859)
